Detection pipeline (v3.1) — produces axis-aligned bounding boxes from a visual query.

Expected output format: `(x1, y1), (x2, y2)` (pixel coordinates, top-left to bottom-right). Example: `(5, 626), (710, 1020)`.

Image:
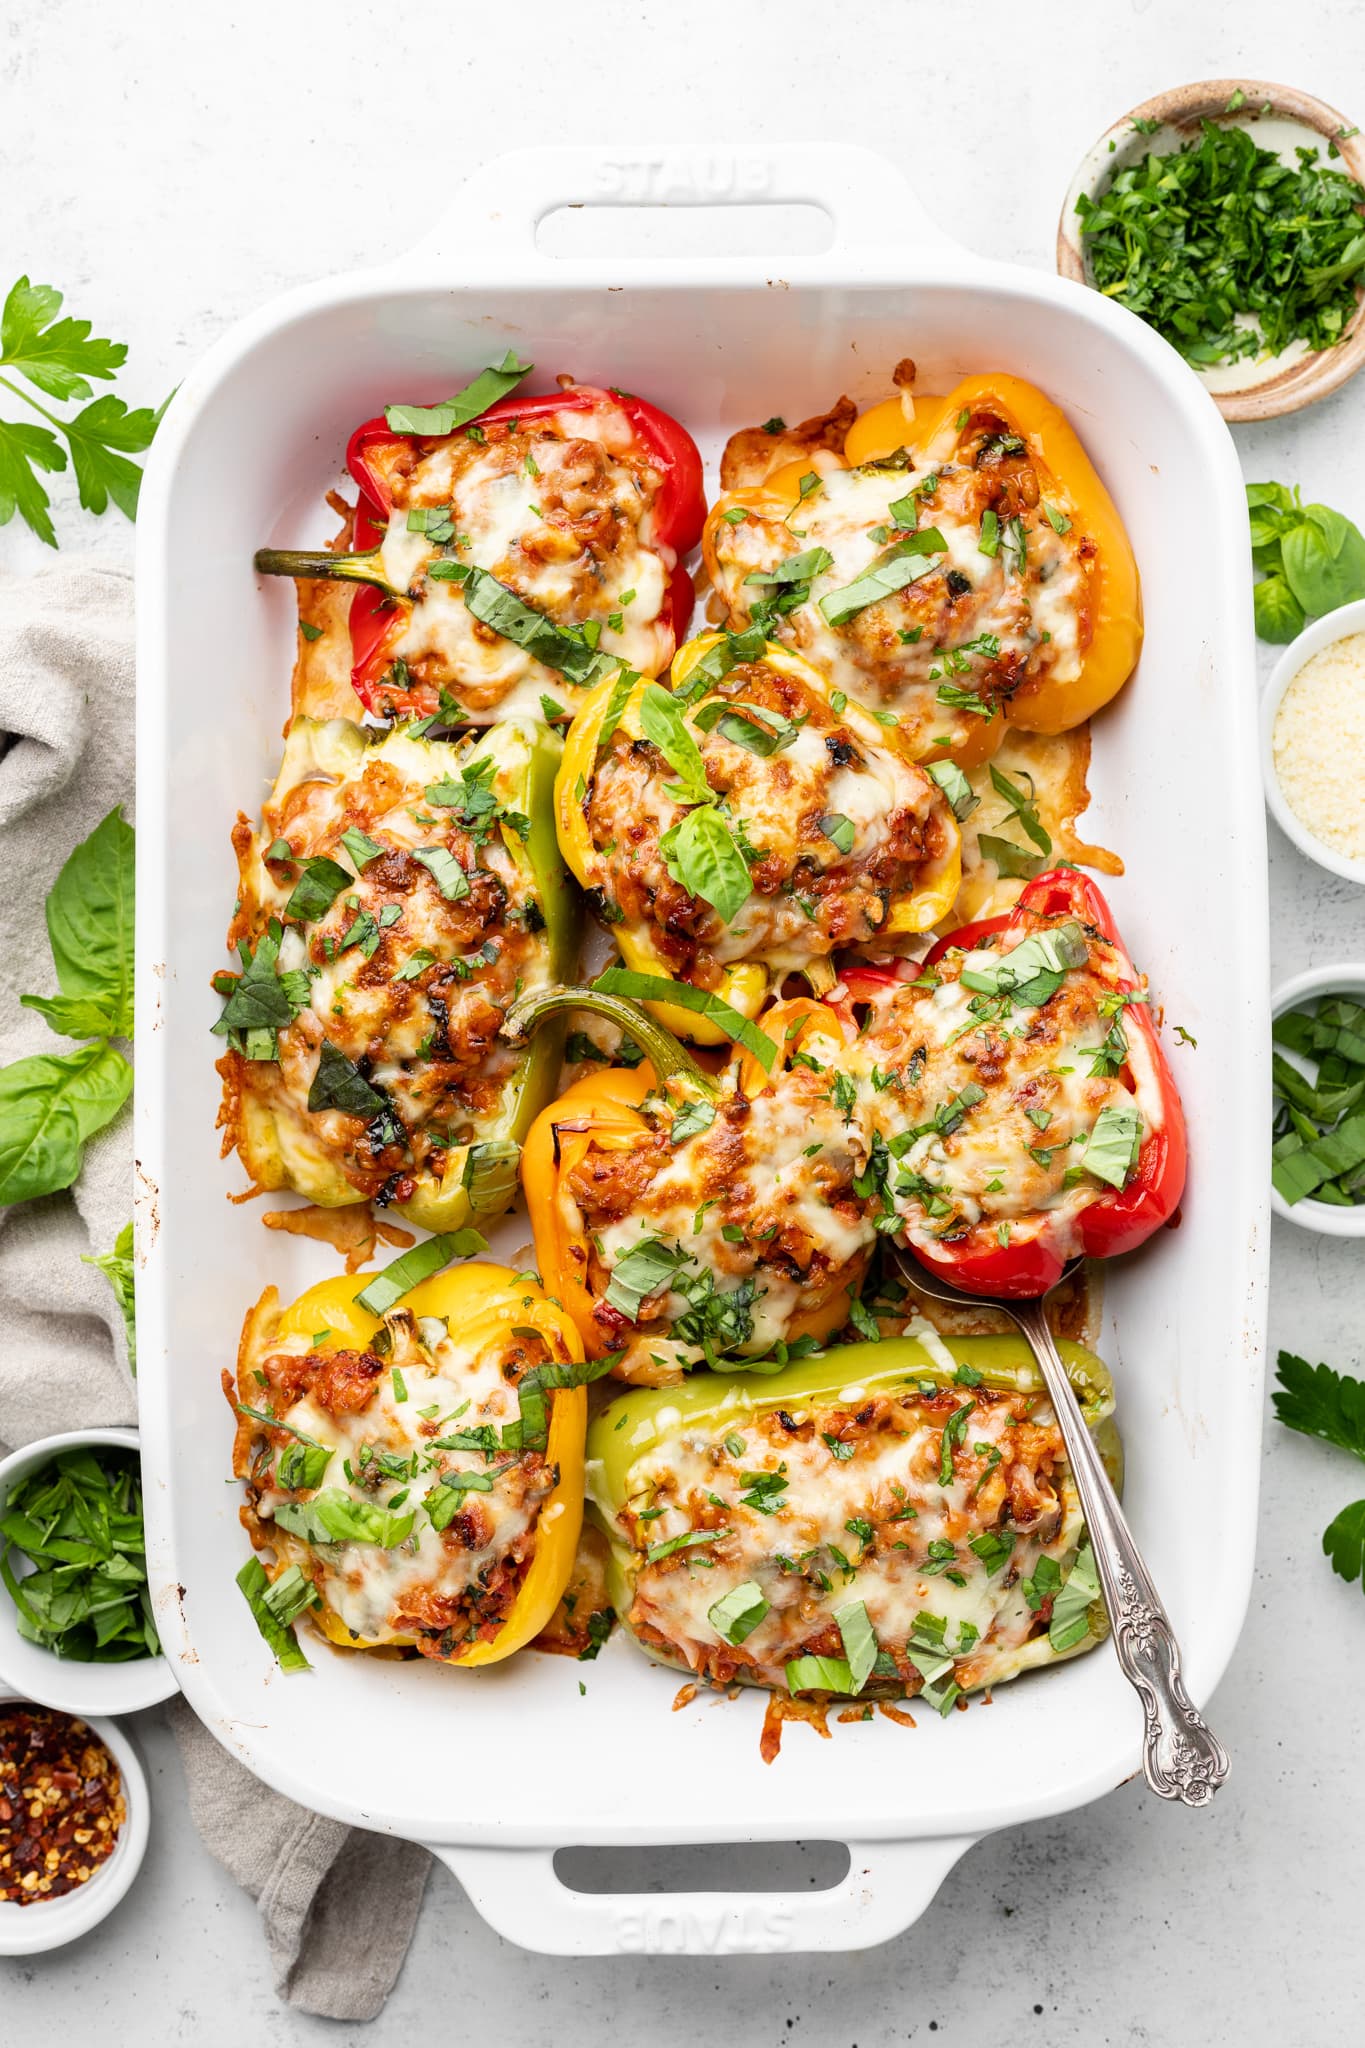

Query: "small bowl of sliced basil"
(0, 1428), (178, 1715)
(1271, 965), (1365, 1236)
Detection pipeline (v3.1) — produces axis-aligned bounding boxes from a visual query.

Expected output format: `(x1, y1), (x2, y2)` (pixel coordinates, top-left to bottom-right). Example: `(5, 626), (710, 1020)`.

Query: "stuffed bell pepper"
(852, 869), (1186, 1296)
(230, 1257), (604, 1666)
(256, 352), (706, 724)
(586, 1330), (1118, 1709)
(507, 983), (879, 1383)
(215, 714), (579, 1233)
(702, 367), (1142, 762)
(556, 634), (961, 1032)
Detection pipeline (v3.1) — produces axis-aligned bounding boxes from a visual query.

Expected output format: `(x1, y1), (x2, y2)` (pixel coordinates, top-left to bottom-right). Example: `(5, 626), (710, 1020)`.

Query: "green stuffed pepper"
(215, 713), (579, 1232)
(586, 1332), (1118, 1711)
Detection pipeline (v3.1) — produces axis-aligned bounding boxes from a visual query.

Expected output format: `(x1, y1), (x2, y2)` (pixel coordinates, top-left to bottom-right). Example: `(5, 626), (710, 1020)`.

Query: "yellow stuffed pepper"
(505, 982), (878, 1384)
(702, 369), (1142, 763)
(229, 1251), (601, 1668)
(556, 635), (960, 1040)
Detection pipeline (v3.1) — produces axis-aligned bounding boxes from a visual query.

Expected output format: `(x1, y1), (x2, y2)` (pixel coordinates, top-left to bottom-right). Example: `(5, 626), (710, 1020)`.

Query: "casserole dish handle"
(401, 142), (960, 269)
(437, 1834), (978, 1955)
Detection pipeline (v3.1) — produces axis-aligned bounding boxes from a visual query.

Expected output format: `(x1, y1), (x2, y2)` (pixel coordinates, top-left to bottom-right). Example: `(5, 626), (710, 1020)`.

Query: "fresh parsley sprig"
(1274, 1350), (1365, 1591)
(0, 277), (163, 547)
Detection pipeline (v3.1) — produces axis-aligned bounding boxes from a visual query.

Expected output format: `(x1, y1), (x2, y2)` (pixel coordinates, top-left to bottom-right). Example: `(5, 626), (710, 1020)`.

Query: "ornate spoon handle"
(1011, 1300), (1230, 1807)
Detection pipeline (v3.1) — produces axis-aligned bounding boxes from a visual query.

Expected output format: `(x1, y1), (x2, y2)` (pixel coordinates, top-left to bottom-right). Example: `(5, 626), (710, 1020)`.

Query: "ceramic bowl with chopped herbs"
(1270, 965), (1365, 1238)
(0, 1429), (177, 1715)
(1058, 79), (1365, 420)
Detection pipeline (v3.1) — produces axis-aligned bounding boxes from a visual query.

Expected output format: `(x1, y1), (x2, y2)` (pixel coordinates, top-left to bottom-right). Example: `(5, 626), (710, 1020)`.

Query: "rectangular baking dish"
(134, 143), (1268, 1957)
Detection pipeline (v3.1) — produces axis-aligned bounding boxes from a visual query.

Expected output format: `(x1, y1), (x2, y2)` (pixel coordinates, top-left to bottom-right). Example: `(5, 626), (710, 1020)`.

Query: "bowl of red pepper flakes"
(0, 1697), (149, 1954)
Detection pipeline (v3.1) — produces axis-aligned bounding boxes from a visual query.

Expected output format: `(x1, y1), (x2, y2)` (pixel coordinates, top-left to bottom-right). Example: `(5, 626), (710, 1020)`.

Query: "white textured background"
(4, 1), (1364, 2040)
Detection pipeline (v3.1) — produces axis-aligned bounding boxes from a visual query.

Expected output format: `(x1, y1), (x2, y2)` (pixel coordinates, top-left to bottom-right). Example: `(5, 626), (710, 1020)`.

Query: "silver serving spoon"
(894, 1251), (1229, 1807)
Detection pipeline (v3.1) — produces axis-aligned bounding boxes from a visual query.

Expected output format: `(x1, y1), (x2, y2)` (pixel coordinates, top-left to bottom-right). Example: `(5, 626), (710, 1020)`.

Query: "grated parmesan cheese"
(1272, 633), (1365, 862)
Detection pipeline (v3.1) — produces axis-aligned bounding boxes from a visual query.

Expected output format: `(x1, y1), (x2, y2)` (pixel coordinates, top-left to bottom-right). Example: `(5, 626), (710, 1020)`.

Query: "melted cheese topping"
(564, 1031), (876, 1379)
(606, 1385), (1084, 1693)
(224, 718), (553, 1206)
(582, 659), (950, 975)
(246, 1311), (555, 1650)
(373, 411), (673, 719)
(858, 918), (1164, 1257)
(711, 451), (1087, 755)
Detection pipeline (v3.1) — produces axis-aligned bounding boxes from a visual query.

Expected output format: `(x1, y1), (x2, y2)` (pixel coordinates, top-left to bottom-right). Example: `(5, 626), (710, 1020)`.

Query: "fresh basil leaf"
(307, 1039), (386, 1117)
(975, 832), (1047, 880)
(0, 1040), (132, 1203)
(959, 922), (1088, 1006)
(592, 966), (777, 1071)
(384, 349), (533, 435)
(236, 1556), (312, 1672)
(708, 1580), (769, 1645)
(354, 1228), (488, 1315)
(785, 1654), (854, 1694)
(414, 846), (471, 901)
(277, 1441), (333, 1492)
(1253, 573), (1306, 643)
(988, 764), (1051, 853)
(604, 1237), (691, 1320)
(691, 697), (799, 756)
(661, 804), (752, 925)
(212, 921), (309, 1043)
(1082, 1104), (1143, 1188)
(927, 760), (978, 821)
(819, 812), (856, 856)
(1047, 1540), (1102, 1652)
(273, 1490), (415, 1548)
(340, 827), (385, 870)
(19, 992), (123, 1040)
(742, 547), (833, 590)
(593, 664), (641, 749)
(83, 1219), (136, 1372)
(1282, 504), (1365, 616)
(835, 1598), (878, 1693)
(818, 530), (947, 626)
(670, 1099), (717, 1147)
(672, 628), (768, 708)
(284, 855), (352, 923)
(460, 565), (613, 683)
(40, 804), (135, 1039)
(639, 683), (711, 803)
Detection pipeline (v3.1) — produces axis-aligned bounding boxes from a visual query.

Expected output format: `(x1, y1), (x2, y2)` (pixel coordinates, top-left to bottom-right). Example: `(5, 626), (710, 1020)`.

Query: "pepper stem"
(254, 547), (404, 599)
(501, 985), (718, 1099)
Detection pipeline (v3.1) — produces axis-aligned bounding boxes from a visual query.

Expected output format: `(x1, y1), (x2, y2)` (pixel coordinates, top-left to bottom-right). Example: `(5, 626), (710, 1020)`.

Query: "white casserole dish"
(134, 143), (1268, 1957)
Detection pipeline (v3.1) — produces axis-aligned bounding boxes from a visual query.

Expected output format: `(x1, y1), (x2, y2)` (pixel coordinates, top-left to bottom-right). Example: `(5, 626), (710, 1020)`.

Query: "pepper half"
(506, 985), (877, 1381)
(556, 634), (961, 1032)
(229, 1262), (591, 1666)
(257, 381), (705, 724)
(702, 369), (1141, 762)
(215, 714), (580, 1234)
(586, 1331), (1118, 1705)
(869, 868), (1187, 1297)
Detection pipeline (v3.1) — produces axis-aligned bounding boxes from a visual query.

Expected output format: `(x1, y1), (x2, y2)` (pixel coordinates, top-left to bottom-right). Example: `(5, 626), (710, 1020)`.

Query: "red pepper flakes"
(0, 1704), (126, 1906)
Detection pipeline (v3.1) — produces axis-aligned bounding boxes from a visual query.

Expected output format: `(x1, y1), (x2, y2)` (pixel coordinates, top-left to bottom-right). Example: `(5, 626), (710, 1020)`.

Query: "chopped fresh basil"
(1047, 1540), (1101, 1652)
(284, 855), (352, 924)
(835, 1598), (878, 1693)
(708, 1580), (769, 1645)
(660, 803), (752, 925)
(818, 530), (947, 626)
(237, 1556), (313, 1672)
(959, 922), (1088, 1008)
(604, 1238), (691, 1321)
(306, 1039), (387, 1116)
(384, 349), (533, 436)
(592, 966), (777, 1071)
(354, 1228), (488, 1316)
(646, 1529), (722, 1564)
(785, 1654), (854, 1694)
(977, 832), (1047, 880)
(670, 1099), (717, 1147)
(927, 759), (978, 821)
(1082, 1105), (1143, 1188)
(414, 846), (471, 901)
(272, 1490), (415, 1548)
(340, 827), (385, 870)
(819, 812), (856, 856)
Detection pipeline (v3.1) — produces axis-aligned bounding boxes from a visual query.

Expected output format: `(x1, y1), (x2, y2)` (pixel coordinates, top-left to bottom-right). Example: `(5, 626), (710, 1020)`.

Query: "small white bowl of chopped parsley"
(1058, 79), (1365, 420)
(0, 1429), (178, 1716)
(1271, 964), (1365, 1235)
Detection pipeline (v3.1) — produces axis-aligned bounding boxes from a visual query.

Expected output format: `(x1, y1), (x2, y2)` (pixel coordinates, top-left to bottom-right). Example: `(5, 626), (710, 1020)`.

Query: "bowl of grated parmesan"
(1262, 601), (1365, 884)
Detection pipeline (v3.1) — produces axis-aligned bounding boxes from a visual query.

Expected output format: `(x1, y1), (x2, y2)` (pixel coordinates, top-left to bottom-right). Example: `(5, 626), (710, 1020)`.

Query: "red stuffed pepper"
(257, 356), (705, 725)
(855, 869), (1186, 1296)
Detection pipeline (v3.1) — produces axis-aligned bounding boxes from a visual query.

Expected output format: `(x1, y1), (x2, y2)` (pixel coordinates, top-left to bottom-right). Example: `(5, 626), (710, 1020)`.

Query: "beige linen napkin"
(0, 561), (429, 2020)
